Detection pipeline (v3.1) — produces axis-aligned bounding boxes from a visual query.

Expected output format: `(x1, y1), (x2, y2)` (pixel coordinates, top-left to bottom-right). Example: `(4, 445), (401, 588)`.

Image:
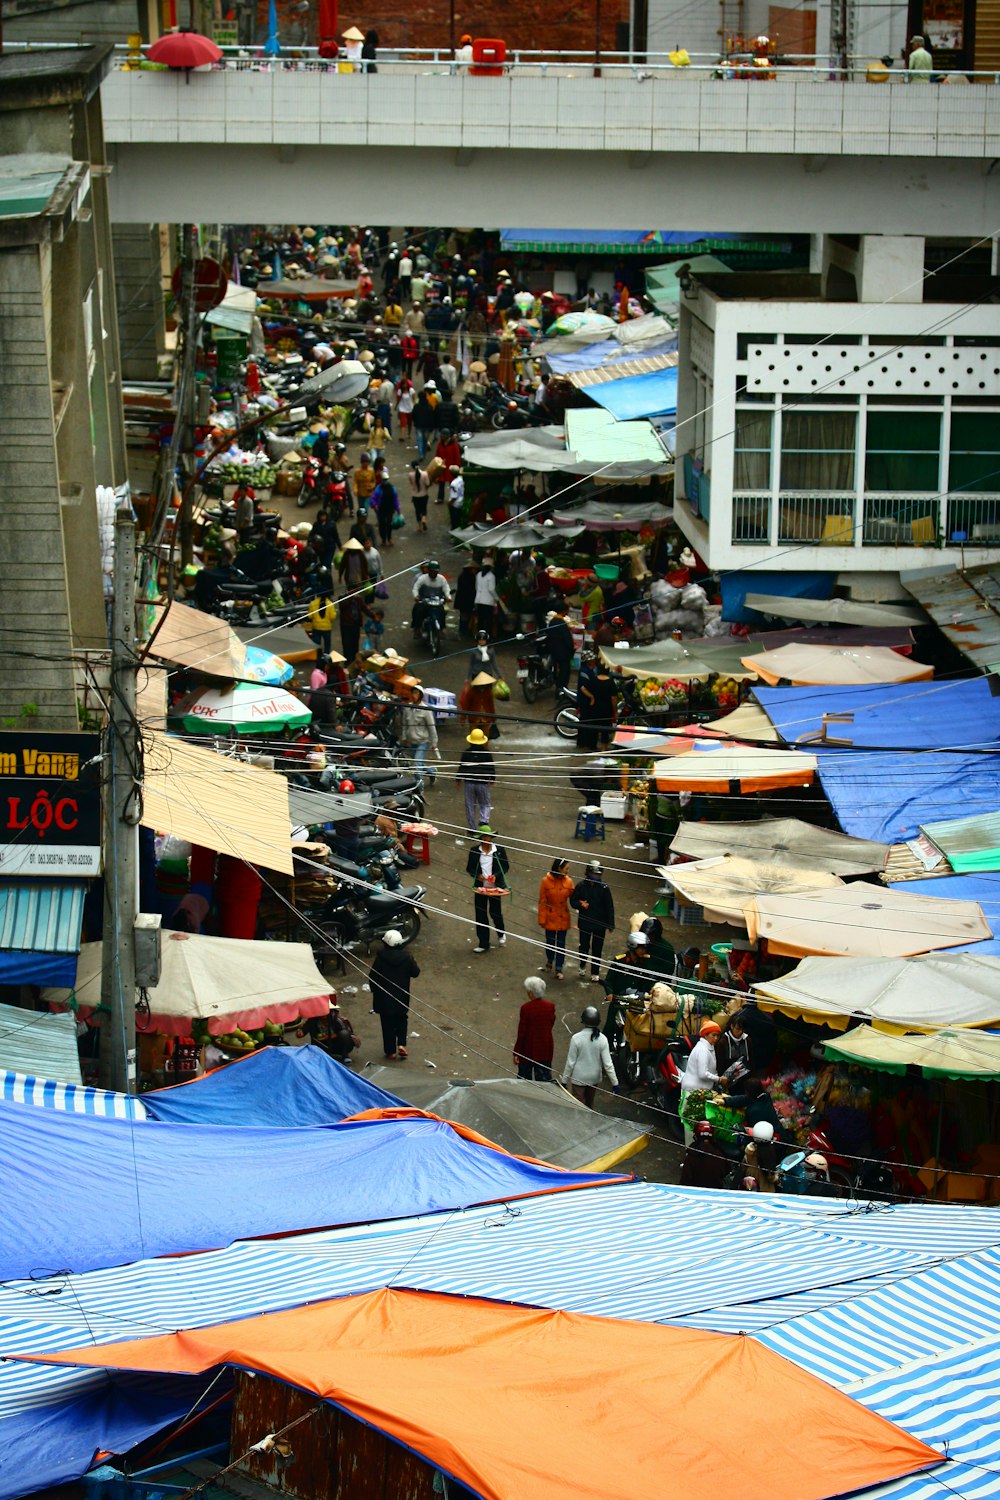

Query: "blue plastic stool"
(574, 805), (606, 842)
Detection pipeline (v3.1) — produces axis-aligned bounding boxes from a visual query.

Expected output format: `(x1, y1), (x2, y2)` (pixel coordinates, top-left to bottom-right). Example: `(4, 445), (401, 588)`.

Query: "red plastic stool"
(404, 830), (432, 866)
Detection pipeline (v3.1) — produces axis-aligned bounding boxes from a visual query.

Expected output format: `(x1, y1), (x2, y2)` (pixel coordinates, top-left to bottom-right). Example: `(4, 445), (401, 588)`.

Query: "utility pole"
(99, 504), (139, 1094)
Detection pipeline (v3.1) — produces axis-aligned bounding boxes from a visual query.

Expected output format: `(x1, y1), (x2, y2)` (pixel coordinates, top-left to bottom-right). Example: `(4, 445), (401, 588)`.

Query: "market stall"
(746, 883), (991, 959)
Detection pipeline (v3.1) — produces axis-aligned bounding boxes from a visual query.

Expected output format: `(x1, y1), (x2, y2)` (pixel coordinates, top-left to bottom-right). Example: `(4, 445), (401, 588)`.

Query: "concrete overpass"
(100, 62), (1000, 233)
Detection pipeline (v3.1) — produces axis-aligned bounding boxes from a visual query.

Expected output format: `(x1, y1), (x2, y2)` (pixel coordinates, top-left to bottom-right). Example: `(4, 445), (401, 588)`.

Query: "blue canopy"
(499, 230), (745, 254)
(720, 571), (834, 624)
(890, 873), (1000, 955)
(545, 336), (677, 377)
(815, 750), (1000, 844)
(756, 678), (1000, 751)
(144, 1045), (399, 1125)
(0, 1100), (617, 1281)
(587, 367), (677, 422)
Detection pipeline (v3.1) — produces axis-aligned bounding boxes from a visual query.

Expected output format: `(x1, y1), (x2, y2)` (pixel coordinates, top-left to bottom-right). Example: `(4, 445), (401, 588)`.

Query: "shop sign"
(0, 734), (102, 876)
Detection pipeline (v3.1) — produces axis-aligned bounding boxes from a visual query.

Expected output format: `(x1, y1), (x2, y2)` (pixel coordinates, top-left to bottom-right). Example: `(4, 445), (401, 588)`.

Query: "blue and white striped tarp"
(0, 1071), (147, 1120)
(3, 1184), (1000, 1500)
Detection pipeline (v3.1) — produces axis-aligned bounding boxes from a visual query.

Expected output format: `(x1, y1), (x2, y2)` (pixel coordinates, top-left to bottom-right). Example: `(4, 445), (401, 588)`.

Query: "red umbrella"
(147, 31), (223, 69)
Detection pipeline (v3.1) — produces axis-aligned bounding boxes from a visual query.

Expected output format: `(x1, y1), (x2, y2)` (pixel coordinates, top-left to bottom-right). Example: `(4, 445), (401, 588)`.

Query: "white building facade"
(672, 238), (1000, 577)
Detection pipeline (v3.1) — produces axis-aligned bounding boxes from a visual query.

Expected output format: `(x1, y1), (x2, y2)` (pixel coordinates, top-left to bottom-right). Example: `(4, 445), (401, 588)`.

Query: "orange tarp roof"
(30, 1288), (937, 1500)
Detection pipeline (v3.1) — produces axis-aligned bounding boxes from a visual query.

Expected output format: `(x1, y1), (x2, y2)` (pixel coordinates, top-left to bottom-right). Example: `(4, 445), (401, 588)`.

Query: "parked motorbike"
(515, 636), (556, 703)
(304, 882), (424, 962)
(554, 687), (580, 741)
(806, 1125), (897, 1201)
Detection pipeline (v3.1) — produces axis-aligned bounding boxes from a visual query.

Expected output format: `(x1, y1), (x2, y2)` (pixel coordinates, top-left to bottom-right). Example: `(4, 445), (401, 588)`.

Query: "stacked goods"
(650, 580), (709, 639)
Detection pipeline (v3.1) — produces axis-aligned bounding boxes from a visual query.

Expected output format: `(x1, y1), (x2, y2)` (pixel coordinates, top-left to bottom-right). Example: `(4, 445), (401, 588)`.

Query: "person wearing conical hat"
(460, 669), (498, 741)
(456, 729), (496, 835)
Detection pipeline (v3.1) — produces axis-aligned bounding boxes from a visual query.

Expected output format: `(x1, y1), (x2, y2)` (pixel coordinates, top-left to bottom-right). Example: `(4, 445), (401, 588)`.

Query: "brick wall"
(257, 0), (630, 55)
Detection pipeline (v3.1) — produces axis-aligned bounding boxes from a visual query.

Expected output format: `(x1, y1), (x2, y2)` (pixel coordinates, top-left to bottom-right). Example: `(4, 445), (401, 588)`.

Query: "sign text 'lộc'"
(0, 733), (102, 877)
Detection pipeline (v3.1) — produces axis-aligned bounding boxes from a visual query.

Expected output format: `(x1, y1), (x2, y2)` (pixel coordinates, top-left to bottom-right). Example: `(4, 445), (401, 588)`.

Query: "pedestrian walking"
(396, 378), (415, 444)
(569, 859), (615, 982)
(473, 560), (503, 641)
(456, 727), (495, 831)
(413, 387), (436, 459)
(398, 247), (413, 301)
(514, 976), (555, 1081)
(907, 33), (933, 78)
(305, 572), (337, 654)
(467, 628), (500, 681)
(371, 476), (400, 546)
(408, 459), (431, 533)
(369, 929), (419, 1059)
(561, 1006), (617, 1108)
(537, 857), (574, 980)
(397, 685), (438, 780)
(467, 823), (510, 953)
(361, 27), (379, 71)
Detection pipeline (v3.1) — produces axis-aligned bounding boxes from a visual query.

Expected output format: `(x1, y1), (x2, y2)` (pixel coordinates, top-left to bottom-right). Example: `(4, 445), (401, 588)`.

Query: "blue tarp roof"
(756, 678), (1000, 751)
(499, 230), (743, 251)
(545, 335), (677, 376)
(586, 366), (677, 421)
(143, 1044), (399, 1125)
(0, 1100), (616, 1281)
(890, 873), (1000, 955)
(3, 1183), (1000, 1500)
(721, 571), (833, 624)
(814, 750), (1000, 844)
(0, 882), (85, 987)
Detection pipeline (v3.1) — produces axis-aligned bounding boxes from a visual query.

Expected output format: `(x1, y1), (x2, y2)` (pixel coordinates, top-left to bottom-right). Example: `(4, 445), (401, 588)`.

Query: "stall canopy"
(661, 856), (843, 926)
(46, 932), (331, 1037)
(142, 734), (294, 874)
(143, 600), (247, 680)
(564, 408), (669, 466)
(754, 952), (1000, 1031)
(824, 1024), (1000, 1079)
(815, 750), (1000, 844)
(901, 563), (1000, 675)
(653, 742), (817, 793)
(746, 883), (990, 958)
(742, 594), (926, 629)
(741, 643), (933, 687)
(658, 702), (780, 743)
(645, 254), (733, 309)
(204, 281), (257, 335)
(500, 229), (757, 255)
(363, 1074), (647, 1173)
(670, 818), (888, 875)
(144, 1044), (399, 1125)
(918, 812), (1000, 874)
(450, 520), (585, 549)
(755, 678), (1000, 750)
(169, 681), (312, 736)
(891, 873), (1000, 956)
(29, 1288), (939, 1500)
(0, 1105), (619, 1280)
(601, 639), (755, 680)
(585, 365), (678, 422)
(0, 882), (86, 988)
(550, 497), (673, 529)
(0, 1000), (81, 1085)
(463, 424), (667, 479)
(0, 1070), (146, 1118)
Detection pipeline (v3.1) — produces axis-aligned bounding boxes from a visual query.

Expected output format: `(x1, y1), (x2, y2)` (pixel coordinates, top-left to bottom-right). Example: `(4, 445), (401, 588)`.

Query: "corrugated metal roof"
(568, 350), (678, 389)
(920, 811), (1000, 873)
(0, 1000), (81, 1085)
(901, 564), (1000, 673)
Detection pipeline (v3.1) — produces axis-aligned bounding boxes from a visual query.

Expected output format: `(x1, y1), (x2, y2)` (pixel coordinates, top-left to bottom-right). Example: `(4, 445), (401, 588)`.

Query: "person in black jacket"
(540, 609), (575, 692)
(569, 859), (615, 983)
(369, 929), (420, 1059)
(466, 824), (510, 953)
(456, 728), (495, 832)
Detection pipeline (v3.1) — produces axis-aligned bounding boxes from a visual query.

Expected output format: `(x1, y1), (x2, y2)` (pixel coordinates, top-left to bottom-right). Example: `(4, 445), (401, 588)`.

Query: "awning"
(919, 812), (1000, 874)
(365, 1074), (647, 1173)
(143, 1045), (398, 1124)
(204, 281), (258, 335)
(288, 784), (378, 827)
(890, 873), (1000, 956)
(143, 600), (247, 680)
(0, 1070), (146, 1118)
(0, 999), (81, 1084)
(661, 856), (843, 926)
(585, 366), (678, 422)
(755, 678), (1000, 750)
(463, 425), (668, 479)
(450, 520), (585, 550)
(568, 349), (678, 390)
(824, 1024), (1000, 1079)
(901, 563), (1000, 675)
(746, 882), (990, 958)
(142, 734), (294, 874)
(755, 952), (1000, 1031)
(816, 750), (1000, 844)
(742, 594), (926, 629)
(49, 932), (331, 1036)
(0, 882), (86, 988)
(501, 229), (779, 254)
(669, 818), (889, 875)
(654, 702), (780, 743)
(741, 643), (933, 687)
(601, 640), (755, 681)
(28, 1289), (939, 1500)
(565, 408), (669, 465)
(550, 498), (673, 529)
(653, 742), (817, 794)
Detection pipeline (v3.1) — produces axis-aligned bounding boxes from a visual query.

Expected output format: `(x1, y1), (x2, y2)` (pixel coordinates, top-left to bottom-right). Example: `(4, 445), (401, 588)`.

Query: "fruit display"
(638, 676), (689, 708)
(711, 675), (740, 710)
(205, 449), (277, 489)
(192, 1016), (288, 1053)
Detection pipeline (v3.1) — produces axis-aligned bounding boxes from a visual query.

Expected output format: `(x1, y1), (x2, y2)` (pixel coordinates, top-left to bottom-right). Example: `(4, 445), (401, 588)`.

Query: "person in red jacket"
(513, 975), (556, 1082)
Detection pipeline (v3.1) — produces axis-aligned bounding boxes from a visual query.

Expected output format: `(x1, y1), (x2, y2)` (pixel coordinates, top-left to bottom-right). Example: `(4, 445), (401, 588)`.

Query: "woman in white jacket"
(562, 1006), (617, 1109)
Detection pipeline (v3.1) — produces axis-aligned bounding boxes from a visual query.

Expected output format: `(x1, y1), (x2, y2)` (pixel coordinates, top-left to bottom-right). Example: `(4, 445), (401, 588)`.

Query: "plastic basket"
(593, 563), (620, 583)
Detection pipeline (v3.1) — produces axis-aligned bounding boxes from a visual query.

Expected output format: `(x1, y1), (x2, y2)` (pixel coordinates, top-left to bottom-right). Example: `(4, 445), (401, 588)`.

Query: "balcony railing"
(731, 491), (1000, 548)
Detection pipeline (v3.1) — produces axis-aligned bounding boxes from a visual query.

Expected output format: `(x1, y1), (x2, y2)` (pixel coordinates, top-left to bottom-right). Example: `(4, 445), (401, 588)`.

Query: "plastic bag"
(494, 678), (511, 701)
(391, 511), (406, 530)
(374, 581), (389, 599)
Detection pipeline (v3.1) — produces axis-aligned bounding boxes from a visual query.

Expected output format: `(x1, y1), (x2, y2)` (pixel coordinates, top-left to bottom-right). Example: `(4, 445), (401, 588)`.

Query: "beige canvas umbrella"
(669, 818), (889, 876)
(660, 856), (843, 926)
(740, 643), (933, 687)
(652, 743), (817, 794)
(746, 883), (990, 959)
(755, 953), (1000, 1032)
(824, 1024), (1000, 1078)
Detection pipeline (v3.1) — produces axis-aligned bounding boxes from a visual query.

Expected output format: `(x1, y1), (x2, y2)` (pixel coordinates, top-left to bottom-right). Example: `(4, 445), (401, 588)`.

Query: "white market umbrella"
(746, 883), (990, 959)
(740, 643), (933, 687)
(669, 818), (889, 876)
(661, 856), (844, 926)
(755, 952), (1000, 1032)
(170, 682), (311, 735)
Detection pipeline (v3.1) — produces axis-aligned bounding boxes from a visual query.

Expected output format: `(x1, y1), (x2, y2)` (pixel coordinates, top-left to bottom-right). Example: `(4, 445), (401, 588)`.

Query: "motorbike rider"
(740, 1120), (779, 1193)
(679, 1119), (731, 1190)
(539, 608), (575, 693)
(411, 558), (452, 633)
(467, 628), (500, 682)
